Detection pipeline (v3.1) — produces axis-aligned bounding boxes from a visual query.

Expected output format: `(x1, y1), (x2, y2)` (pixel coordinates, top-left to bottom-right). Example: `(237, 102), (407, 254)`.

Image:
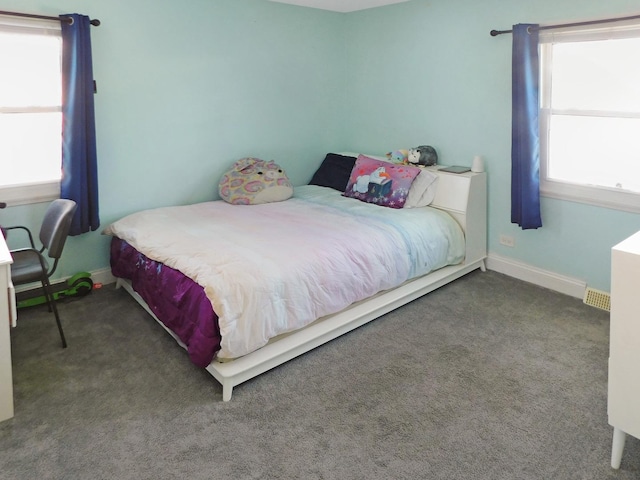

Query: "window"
(539, 20), (640, 212)
(0, 15), (62, 206)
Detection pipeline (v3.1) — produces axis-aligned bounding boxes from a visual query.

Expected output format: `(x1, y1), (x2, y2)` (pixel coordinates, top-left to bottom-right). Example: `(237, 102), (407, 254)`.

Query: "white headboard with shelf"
(342, 153), (487, 266)
(429, 168), (487, 266)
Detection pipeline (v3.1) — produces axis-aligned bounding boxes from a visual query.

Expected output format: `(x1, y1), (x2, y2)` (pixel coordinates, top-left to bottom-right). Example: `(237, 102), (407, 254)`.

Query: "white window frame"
(0, 15), (62, 206)
(539, 20), (640, 213)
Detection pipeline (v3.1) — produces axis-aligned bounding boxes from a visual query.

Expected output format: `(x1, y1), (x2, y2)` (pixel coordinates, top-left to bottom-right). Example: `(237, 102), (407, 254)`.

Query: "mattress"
(105, 185), (465, 365)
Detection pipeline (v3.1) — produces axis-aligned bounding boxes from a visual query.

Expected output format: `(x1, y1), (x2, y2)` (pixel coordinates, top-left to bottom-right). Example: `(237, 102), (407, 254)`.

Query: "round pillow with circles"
(218, 157), (293, 205)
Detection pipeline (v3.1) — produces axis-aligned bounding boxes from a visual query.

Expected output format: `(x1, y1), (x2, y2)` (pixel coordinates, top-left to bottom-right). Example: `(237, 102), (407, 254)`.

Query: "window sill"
(541, 179), (640, 213)
(0, 181), (60, 206)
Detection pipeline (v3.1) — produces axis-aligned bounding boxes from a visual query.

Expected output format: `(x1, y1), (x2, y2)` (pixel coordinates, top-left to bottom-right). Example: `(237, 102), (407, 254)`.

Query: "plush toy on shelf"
(408, 145), (438, 167)
(386, 149), (409, 164)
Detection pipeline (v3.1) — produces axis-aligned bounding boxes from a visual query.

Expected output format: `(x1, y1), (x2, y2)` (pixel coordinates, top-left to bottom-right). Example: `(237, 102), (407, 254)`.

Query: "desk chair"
(5, 199), (77, 348)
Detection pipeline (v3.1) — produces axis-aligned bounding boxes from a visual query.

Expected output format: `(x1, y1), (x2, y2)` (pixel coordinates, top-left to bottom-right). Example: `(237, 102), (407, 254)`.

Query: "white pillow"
(404, 169), (439, 208)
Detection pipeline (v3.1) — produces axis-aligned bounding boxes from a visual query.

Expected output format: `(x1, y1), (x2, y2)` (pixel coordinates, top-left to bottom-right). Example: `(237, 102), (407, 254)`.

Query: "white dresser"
(609, 231), (640, 468)
(0, 234), (15, 422)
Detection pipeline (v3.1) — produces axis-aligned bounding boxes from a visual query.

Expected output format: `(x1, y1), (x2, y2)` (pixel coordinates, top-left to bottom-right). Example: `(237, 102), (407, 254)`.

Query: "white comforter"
(104, 185), (465, 360)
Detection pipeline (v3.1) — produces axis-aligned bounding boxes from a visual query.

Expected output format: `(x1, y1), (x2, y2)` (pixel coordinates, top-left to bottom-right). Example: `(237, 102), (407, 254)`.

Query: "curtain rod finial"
(490, 28), (513, 37)
(90, 19), (100, 26)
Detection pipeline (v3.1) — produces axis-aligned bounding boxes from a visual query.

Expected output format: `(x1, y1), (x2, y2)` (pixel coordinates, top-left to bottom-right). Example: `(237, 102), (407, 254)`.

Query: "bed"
(104, 153), (487, 401)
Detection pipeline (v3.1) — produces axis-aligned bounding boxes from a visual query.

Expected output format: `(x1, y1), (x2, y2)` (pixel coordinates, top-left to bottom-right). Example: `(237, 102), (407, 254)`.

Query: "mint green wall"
(1, 0), (347, 279)
(344, 0), (640, 291)
(3, 0), (640, 292)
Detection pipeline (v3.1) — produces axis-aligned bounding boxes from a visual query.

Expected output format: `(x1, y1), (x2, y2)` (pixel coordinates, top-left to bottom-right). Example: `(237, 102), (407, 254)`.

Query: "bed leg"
(480, 260), (486, 272)
(221, 382), (233, 402)
(611, 427), (626, 469)
(115, 278), (123, 289)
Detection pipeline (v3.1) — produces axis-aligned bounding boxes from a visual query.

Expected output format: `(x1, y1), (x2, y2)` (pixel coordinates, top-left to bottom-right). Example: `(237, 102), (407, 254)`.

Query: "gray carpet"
(0, 270), (638, 480)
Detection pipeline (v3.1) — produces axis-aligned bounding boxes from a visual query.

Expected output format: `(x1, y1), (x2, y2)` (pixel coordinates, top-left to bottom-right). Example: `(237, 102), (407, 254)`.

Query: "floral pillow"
(219, 157), (293, 205)
(343, 155), (422, 208)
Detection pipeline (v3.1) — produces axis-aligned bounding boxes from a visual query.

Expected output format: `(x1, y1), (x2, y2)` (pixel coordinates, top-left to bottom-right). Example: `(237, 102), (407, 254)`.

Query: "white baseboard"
(95, 261), (589, 299)
(486, 253), (587, 299)
(88, 267), (117, 286)
(65, 262), (589, 300)
(18, 260), (586, 302)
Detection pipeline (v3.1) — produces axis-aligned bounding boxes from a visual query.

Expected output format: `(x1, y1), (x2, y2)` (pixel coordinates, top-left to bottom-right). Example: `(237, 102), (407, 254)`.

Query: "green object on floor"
(17, 272), (93, 309)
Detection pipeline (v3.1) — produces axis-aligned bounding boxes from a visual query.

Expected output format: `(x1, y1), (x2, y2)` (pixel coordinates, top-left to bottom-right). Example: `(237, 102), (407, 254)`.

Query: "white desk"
(609, 231), (640, 468)
(0, 234), (15, 422)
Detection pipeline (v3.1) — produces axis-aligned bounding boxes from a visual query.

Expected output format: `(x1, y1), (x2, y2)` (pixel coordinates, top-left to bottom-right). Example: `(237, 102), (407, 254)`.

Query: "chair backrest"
(39, 199), (77, 259)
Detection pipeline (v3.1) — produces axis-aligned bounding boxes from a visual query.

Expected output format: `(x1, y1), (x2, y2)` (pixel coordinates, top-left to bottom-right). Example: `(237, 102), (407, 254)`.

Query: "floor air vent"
(583, 287), (611, 312)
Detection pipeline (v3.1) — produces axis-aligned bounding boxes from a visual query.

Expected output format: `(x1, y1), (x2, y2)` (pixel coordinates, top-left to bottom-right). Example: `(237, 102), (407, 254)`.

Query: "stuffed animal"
(408, 145), (438, 166)
(386, 149), (409, 164)
(218, 157), (293, 205)
(407, 149), (420, 165)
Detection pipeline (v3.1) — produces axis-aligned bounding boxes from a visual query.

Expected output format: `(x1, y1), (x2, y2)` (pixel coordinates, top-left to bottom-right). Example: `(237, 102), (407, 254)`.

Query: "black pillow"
(309, 153), (357, 192)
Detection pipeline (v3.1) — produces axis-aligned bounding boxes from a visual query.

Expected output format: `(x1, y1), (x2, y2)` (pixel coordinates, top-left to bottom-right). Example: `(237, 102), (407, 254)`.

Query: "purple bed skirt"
(110, 237), (222, 367)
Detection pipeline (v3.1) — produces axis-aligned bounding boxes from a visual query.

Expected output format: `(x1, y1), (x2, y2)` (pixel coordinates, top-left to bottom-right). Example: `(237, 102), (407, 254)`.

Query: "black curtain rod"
(490, 12), (640, 37)
(0, 9), (100, 26)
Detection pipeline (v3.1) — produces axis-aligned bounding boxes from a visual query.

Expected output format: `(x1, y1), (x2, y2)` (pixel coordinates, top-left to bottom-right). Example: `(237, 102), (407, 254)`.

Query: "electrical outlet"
(499, 234), (515, 247)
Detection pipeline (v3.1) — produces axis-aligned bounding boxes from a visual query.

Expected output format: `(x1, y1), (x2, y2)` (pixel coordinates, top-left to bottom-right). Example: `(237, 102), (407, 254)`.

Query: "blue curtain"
(60, 13), (100, 235)
(511, 24), (542, 229)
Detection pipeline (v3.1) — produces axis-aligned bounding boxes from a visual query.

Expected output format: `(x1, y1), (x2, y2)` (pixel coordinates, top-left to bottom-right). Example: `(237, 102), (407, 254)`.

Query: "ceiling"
(269, 0), (411, 13)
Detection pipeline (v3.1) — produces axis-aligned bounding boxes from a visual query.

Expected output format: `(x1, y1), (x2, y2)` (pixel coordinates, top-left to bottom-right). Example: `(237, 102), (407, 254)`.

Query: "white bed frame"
(116, 168), (487, 401)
